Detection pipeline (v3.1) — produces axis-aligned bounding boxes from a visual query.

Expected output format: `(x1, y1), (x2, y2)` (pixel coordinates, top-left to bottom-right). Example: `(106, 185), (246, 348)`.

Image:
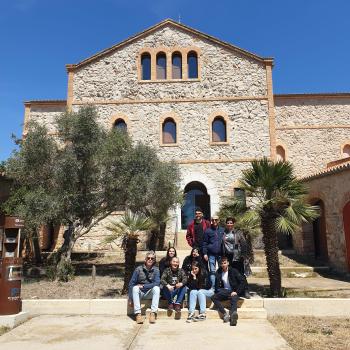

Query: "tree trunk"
(122, 237), (138, 294)
(56, 226), (76, 282)
(261, 213), (282, 297)
(32, 230), (42, 264)
(148, 229), (158, 251)
(157, 222), (166, 250)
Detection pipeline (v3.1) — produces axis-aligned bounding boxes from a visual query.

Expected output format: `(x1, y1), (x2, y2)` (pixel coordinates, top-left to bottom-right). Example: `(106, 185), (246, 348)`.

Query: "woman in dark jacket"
(159, 247), (177, 276)
(186, 261), (213, 322)
(182, 246), (206, 276)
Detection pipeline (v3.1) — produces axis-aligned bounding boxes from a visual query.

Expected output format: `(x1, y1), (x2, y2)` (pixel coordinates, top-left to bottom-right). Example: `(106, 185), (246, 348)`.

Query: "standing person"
(161, 257), (187, 315)
(182, 246), (206, 277)
(222, 217), (251, 299)
(128, 251), (160, 324)
(186, 208), (210, 254)
(203, 215), (224, 288)
(186, 261), (213, 323)
(159, 246), (177, 276)
(211, 257), (246, 326)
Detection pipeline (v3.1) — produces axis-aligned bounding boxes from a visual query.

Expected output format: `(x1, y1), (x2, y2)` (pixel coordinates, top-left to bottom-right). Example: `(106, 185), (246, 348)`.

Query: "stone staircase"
(129, 296), (267, 320)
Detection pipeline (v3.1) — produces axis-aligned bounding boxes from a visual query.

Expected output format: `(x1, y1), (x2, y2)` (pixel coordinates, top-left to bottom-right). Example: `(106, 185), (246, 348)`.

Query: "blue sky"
(1, 0), (349, 161)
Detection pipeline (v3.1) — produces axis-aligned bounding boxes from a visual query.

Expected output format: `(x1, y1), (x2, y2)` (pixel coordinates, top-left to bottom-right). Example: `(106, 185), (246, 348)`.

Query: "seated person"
(128, 251), (160, 324)
(186, 261), (213, 323)
(211, 256), (246, 326)
(159, 246), (177, 276)
(161, 256), (187, 314)
(182, 246), (207, 277)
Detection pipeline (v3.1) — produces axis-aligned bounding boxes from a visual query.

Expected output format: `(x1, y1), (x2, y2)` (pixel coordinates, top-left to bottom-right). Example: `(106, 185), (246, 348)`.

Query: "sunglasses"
(212, 219), (219, 221)
(146, 257), (155, 261)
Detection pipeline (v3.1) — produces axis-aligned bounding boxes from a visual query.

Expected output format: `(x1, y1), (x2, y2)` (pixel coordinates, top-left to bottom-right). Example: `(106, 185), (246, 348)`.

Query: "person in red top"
(186, 209), (210, 255)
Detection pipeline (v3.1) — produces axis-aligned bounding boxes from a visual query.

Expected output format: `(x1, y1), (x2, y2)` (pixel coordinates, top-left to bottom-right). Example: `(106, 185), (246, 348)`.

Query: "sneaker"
(194, 313), (206, 322)
(223, 312), (230, 323)
(230, 311), (238, 326)
(243, 291), (251, 299)
(149, 312), (156, 324)
(135, 313), (143, 324)
(186, 312), (195, 323)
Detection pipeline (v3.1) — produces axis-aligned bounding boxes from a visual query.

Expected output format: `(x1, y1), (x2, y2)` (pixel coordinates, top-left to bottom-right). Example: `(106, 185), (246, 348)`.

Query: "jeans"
(208, 255), (221, 288)
(162, 285), (187, 305)
(132, 285), (160, 314)
(211, 288), (239, 315)
(188, 289), (214, 314)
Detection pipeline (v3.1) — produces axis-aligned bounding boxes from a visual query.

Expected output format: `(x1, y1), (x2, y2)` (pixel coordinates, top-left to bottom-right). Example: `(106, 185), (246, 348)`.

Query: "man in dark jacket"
(128, 251), (160, 324)
(211, 256), (246, 326)
(186, 208), (210, 254)
(203, 215), (224, 288)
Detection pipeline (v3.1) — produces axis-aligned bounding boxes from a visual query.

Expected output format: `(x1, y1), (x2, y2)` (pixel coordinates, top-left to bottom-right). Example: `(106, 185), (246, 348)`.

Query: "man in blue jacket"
(128, 251), (160, 324)
(203, 215), (224, 288)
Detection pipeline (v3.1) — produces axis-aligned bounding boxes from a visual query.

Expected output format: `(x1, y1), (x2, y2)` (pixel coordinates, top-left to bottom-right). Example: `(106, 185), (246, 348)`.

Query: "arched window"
(276, 145), (286, 161)
(342, 144), (350, 158)
(141, 53), (151, 80)
(162, 118), (176, 144)
(212, 116), (226, 142)
(156, 52), (167, 80)
(187, 51), (198, 79)
(114, 119), (127, 132)
(172, 52), (182, 79)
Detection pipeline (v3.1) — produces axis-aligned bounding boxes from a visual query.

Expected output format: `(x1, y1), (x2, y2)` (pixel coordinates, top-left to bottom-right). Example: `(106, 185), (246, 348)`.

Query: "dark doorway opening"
(313, 199), (328, 261)
(181, 181), (210, 229)
(343, 201), (350, 272)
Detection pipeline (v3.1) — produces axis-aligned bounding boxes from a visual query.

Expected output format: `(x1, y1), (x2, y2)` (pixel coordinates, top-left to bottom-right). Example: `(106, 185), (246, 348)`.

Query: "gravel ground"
(269, 316), (350, 350)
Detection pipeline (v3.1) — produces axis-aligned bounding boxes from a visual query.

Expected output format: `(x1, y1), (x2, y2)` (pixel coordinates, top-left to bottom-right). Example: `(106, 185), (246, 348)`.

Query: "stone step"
(127, 297), (263, 315)
(145, 307), (267, 320)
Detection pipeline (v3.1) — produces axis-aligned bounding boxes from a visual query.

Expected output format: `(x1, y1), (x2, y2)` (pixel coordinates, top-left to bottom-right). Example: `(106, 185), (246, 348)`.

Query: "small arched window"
(187, 51), (198, 79)
(141, 53), (151, 80)
(156, 52), (167, 80)
(162, 118), (176, 144)
(342, 144), (350, 158)
(172, 52), (182, 79)
(276, 145), (286, 161)
(212, 117), (226, 142)
(114, 119), (127, 132)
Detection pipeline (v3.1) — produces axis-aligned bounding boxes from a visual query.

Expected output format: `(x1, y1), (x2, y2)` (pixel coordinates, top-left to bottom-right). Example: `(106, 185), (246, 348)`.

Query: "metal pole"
(17, 229), (21, 258)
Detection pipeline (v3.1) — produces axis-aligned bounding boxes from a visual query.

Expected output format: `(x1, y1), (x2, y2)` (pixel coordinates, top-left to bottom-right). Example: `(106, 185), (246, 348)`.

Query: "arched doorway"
(312, 199), (328, 261)
(343, 201), (350, 271)
(181, 181), (210, 229)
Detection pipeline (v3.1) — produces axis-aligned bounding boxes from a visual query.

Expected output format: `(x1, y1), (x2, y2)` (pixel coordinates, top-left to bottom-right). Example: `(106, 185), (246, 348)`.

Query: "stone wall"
(297, 169), (350, 272)
(72, 24), (267, 102)
(275, 96), (350, 177)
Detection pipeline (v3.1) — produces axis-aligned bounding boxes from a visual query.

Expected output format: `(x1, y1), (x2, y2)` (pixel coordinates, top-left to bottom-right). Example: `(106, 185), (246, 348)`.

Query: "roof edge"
(24, 100), (67, 106)
(275, 92), (350, 99)
(68, 19), (272, 70)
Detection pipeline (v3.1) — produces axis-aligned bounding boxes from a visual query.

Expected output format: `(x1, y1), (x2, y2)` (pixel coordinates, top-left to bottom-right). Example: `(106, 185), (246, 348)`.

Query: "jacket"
(186, 219), (210, 247)
(160, 267), (188, 287)
(187, 270), (211, 291)
(222, 229), (248, 259)
(181, 255), (206, 276)
(203, 225), (224, 255)
(128, 264), (160, 298)
(214, 266), (246, 295)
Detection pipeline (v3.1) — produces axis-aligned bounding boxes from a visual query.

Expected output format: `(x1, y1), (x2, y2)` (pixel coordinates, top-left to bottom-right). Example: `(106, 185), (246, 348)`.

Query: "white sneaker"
(186, 312), (195, 323)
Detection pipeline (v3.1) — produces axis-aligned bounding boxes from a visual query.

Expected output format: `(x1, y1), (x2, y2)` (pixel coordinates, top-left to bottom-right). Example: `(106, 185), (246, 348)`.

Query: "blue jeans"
(162, 286), (186, 305)
(132, 285), (160, 314)
(188, 289), (214, 313)
(208, 255), (221, 287)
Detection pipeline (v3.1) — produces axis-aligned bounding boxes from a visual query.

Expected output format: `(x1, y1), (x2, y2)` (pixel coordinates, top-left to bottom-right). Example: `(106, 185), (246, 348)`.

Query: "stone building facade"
(22, 20), (350, 271)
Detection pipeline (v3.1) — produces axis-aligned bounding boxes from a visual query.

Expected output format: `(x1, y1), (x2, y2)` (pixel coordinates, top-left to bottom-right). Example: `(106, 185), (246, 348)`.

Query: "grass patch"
(269, 316), (350, 350)
(0, 326), (10, 336)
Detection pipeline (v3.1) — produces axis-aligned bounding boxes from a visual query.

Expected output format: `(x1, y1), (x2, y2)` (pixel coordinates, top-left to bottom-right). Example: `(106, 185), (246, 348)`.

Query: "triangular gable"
(67, 19), (273, 71)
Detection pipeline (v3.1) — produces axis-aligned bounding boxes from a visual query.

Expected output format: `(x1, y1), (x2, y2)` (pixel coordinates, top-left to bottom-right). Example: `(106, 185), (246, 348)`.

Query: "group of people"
(128, 209), (252, 327)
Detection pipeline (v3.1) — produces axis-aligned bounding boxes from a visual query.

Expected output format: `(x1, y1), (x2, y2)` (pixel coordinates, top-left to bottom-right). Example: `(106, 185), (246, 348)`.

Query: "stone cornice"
(66, 19), (272, 70)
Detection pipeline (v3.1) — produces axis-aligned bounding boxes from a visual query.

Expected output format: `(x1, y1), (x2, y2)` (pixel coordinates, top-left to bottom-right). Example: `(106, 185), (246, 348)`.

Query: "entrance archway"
(181, 181), (210, 229)
(343, 201), (350, 271)
(312, 199), (328, 261)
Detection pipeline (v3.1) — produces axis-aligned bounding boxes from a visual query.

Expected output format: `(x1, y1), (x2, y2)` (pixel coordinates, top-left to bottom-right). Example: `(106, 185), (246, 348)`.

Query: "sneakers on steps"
(230, 311), (238, 326)
(186, 312), (195, 323)
(223, 312), (230, 323)
(194, 313), (206, 322)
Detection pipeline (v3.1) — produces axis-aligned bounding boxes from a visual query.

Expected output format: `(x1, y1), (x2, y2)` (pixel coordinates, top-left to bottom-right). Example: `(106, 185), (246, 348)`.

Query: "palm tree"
(222, 158), (319, 297)
(105, 211), (154, 294)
